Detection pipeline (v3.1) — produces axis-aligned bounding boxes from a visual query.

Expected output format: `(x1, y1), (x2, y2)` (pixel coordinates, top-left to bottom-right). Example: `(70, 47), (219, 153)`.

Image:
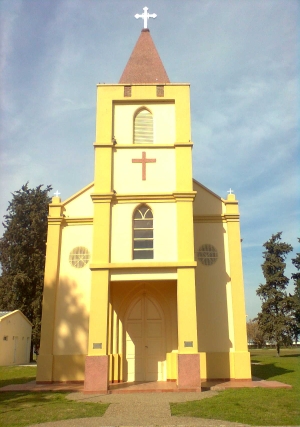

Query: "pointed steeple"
(119, 29), (170, 84)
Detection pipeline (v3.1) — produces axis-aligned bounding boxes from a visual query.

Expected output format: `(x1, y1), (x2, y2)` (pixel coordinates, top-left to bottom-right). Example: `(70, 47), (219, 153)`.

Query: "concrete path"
(2, 374), (291, 427)
(27, 390), (252, 427)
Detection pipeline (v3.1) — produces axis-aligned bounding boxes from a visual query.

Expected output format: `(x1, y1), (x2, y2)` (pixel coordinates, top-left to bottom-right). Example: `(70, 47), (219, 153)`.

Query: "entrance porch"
(84, 274), (201, 393)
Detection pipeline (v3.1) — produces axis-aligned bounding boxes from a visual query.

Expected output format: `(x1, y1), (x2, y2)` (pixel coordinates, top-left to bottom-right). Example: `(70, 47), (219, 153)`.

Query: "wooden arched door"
(125, 294), (166, 382)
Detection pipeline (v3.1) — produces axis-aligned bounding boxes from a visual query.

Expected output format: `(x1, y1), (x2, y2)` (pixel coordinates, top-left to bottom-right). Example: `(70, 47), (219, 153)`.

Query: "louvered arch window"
(133, 205), (154, 259)
(134, 109), (153, 144)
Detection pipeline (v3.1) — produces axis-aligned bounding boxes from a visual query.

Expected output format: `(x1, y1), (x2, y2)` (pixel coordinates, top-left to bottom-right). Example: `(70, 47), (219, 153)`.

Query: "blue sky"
(0, 0), (299, 319)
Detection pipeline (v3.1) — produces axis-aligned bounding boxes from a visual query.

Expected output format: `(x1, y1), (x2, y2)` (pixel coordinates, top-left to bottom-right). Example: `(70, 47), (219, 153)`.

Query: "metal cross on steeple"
(227, 188), (234, 194)
(135, 6), (157, 29)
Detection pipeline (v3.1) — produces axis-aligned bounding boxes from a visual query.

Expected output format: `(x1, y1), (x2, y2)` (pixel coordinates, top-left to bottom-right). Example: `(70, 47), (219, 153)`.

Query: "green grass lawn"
(0, 391), (108, 427)
(1, 350), (299, 426)
(0, 365), (37, 388)
(0, 365), (109, 427)
(171, 348), (300, 426)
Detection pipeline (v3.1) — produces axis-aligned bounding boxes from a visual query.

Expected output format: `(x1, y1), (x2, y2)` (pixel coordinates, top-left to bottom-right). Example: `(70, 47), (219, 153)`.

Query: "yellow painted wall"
(113, 149), (176, 193)
(114, 103), (175, 145)
(0, 311), (32, 366)
(37, 198), (63, 382)
(111, 202), (178, 263)
(53, 355), (86, 381)
(95, 84), (191, 146)
(63, 183), (94, 218)
(194, 222), (233, 351)
(53, 224), (92, 355)
(193, 180), (225, 215)
(193, 181), (251, 379)
(110, 269), (177, 282)
(177, 268), (198, 353)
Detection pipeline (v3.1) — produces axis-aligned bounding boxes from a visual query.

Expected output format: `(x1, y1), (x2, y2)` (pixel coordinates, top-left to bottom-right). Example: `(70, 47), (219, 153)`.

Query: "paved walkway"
(2, 375), (292, 427)
(27, 390), (251, 427)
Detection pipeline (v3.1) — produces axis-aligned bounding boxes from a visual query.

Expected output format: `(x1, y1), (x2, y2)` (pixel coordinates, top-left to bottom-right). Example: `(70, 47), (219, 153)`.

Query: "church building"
(37, 14), (251, 392)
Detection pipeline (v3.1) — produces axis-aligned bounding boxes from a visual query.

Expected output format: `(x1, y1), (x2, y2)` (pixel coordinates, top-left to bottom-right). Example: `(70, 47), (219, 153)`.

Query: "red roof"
(119, 29), (170, 84)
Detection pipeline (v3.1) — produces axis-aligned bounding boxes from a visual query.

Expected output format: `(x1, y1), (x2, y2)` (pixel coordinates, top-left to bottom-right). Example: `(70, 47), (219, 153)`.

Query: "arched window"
(134, 109), (153, 144)
(133, 205), (153, 259)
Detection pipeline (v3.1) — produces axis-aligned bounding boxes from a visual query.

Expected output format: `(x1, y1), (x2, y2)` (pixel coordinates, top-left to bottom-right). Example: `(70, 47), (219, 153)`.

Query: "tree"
(246, 318), (267, 348)
(256, 232), (295, 356)
(0, 183), (52, 359)
(291, 239), (300, 343)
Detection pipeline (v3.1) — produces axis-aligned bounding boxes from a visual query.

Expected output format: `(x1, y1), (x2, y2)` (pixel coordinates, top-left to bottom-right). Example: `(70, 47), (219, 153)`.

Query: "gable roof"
(0, 310), (33, 326)
(63, 182), (94, 206)
(193, 179), (224, 201)
(119, 29), (170, 84)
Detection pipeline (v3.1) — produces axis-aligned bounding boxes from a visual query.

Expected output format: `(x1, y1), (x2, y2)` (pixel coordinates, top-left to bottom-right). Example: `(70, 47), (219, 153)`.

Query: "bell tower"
(84, 22), (200, 391)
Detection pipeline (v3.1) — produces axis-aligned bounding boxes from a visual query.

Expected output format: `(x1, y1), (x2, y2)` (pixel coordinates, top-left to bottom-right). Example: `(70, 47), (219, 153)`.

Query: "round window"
(69, 247), (90, 268)
(197, 244), (218, 266)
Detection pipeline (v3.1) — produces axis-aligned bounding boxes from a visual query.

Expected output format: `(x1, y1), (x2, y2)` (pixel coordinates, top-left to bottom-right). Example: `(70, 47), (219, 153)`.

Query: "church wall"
(154, 203), (178, 261)
(194, 220), (236, 380)
(194, 215), (251, 380)
(114, 103), (175, 145)
(194, 222), (232, 352)
(113, 149), (176, 193)
(52, 355), (86, 382)
(110, 202), (178, 263)
(63, 184), (94, 218)
(169, 85), (191, 143)
(96, 84), (190, 147)
(193, 181), (225, 215)
(53, 224), (92, 358)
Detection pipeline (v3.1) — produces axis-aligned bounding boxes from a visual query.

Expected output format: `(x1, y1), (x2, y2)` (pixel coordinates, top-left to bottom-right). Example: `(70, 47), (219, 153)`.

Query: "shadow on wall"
(41, 277), (89, 380)
(54, 277), (89, 354)
(195, 221), (233, 379)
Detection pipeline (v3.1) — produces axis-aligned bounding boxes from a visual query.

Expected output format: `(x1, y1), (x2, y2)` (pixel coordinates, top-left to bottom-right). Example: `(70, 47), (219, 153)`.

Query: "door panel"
(126, 297), (143, 382)
(146, 298), (161, 319)
(125, 295), (165, 381)
(147, 322), (162, 337)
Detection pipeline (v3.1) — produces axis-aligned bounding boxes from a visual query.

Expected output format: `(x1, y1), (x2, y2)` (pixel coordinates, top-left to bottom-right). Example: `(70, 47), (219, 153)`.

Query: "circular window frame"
(197, 244), (218, 266)
(69, 246), (90, 269)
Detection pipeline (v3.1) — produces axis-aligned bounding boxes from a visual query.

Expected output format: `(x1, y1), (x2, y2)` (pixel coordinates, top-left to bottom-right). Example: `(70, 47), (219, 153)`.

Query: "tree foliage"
(256, 232), (295, 356)
(291, 238), (300, 343)
(0, 183), (52, 354)
(246, 318), (267, 348)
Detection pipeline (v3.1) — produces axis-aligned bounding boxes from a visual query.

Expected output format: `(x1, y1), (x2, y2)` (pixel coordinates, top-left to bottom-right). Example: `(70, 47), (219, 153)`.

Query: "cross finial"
(53, 190), (61, 197)
(135, 6), (157, 29)
(227, 188), (234, 194)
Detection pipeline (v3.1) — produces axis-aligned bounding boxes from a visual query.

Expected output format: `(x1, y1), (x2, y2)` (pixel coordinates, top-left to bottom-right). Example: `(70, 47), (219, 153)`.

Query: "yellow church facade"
(37, 28), (251, 392)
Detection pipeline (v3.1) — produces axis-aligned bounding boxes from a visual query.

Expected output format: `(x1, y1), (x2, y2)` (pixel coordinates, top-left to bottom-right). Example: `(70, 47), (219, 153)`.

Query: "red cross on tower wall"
(132, 151), (156, 181)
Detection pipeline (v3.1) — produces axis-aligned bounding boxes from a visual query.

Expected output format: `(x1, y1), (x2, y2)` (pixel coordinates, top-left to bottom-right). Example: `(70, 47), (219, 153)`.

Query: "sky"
(0, 0), (299, 319)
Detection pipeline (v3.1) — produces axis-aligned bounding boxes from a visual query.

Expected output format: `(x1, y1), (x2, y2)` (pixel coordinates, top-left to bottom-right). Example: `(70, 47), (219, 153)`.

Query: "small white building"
(0, 310), (32, 366)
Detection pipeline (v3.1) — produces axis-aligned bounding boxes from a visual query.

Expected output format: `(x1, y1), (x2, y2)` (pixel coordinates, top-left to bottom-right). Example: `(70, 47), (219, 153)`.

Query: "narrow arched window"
(133, 205), (153, 259)
(134, 109), (153, 144)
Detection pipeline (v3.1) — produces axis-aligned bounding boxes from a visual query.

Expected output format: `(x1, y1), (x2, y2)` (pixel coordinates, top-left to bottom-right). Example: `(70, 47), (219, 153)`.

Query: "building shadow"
(250, 362), (294, 380)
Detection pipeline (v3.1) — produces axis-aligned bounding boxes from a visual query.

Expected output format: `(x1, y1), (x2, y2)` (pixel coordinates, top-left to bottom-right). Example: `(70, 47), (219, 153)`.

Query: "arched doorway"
(125, 293), (166, 382)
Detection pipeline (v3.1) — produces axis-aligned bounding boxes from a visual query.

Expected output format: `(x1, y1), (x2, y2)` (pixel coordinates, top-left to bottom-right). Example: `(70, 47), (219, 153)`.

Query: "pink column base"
(178, 353), (201, 390)
(84, 355), (108, 393)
